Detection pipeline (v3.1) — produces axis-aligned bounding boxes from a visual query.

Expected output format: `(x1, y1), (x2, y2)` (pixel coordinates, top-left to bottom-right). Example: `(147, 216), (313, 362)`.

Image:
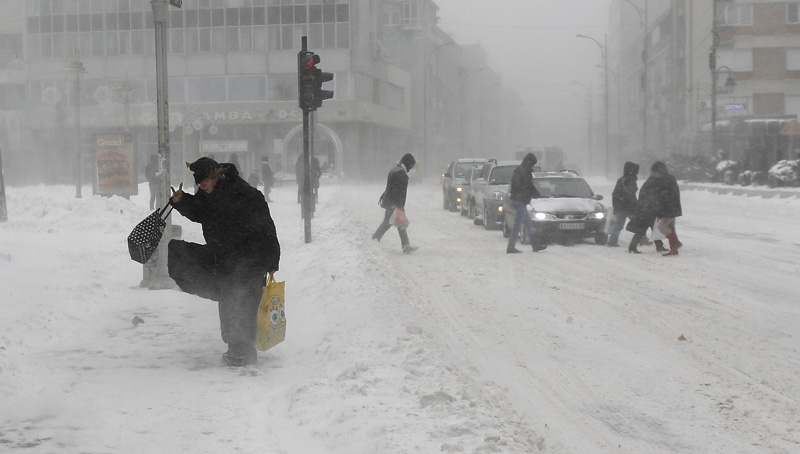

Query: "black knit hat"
(400, 153), (416, 170)
(189, 157), (220, 184)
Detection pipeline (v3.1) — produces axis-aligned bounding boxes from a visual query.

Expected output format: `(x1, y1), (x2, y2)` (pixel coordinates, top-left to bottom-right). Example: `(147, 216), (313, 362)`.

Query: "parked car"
(442, 158), (489, 212)
(502, 171), (608, 245)
(460, 166), (485, 217)
(471, 160), (520, 230)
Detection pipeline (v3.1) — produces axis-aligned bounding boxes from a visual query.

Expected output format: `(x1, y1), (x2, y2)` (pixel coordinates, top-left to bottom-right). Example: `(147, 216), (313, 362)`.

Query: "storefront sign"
(94, 133), (137, 196)
(139, 106), (303, 126)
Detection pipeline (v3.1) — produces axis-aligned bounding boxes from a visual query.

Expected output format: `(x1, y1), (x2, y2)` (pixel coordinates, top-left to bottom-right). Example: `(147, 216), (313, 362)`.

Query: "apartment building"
(612, 0), (800, 170)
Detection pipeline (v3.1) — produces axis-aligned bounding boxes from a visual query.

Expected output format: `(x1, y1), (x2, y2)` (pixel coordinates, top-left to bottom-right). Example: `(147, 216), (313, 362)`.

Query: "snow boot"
(506, 247), (522, 254)
(402, 245), (418, 254)
(222, 344), (258, 367)
(662, 233), (682, 256)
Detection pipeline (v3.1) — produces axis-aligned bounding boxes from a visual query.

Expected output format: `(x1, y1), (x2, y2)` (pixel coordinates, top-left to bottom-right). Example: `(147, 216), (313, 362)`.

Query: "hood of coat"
(623, 161), (639, 178)
(400, 153), (416, 171)
(521, 153), (538, 170)
(651, 161), (669, 176)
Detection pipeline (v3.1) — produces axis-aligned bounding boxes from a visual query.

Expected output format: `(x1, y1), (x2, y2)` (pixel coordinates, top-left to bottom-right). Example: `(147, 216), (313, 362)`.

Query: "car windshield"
(533, 177), (594, 198)
(488, 166), (515, 185)
(455, 162), (482, 178)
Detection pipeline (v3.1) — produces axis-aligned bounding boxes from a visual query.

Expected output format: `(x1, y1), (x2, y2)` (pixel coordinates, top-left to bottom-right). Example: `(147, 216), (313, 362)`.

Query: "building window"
(719, 4), (753, 27)
(228, 76), (267, 102)
(787, 48), (800, 70)
(188, 77), (226, 103)
(267, 73), (296, 101)
(789, 3), (800, 24)
(402, 1), (419, 26)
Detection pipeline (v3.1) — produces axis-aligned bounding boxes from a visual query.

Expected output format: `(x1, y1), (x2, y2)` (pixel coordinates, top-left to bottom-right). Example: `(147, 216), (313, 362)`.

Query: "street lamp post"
(117, 73), (133, 133)
(577, 33), (609, 176)
(572, 81), (593, 168)
(66, 47), (85, 199)
(625, 0), (649, 158)
(149, 0), (173, 290)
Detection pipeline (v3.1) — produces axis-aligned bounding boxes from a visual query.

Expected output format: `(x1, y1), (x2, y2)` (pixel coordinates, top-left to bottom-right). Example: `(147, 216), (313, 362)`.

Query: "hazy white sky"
(434, 0), (610, 161)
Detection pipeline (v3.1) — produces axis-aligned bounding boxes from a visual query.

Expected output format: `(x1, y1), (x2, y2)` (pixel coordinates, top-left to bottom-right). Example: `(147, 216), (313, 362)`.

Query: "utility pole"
(642, 0), (649, 158)
(710, 0), (720, 158)
(0, 147), (7, 222)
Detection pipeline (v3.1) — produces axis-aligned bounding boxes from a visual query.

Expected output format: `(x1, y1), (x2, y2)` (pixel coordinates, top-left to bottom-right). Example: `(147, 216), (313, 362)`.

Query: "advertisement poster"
(94, 134), (137, 196)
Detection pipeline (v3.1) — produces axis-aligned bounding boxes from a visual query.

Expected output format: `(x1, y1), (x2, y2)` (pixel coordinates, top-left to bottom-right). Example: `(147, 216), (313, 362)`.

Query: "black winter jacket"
(611, 162), (639, 214)
(652, 173), (682, 218)
(170, 164), (280, 273)
(381, 164), (410, 209)
(627, 176), (658, 232)
(509, 154), (540, 203)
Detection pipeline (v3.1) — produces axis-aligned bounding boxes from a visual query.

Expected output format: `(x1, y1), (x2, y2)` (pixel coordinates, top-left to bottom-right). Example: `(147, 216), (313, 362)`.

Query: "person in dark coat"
(261, 156), (275, 203)
(626, 173), (658, 254)
(296, 153), (322, 203)
(372, 153), (418, 253)
(607, 162), (639, 247)
(506, 153), (545, 253)
(145, 154), (160, 210)
(651, 161), (683, 256)
(167, 157), (281, 366)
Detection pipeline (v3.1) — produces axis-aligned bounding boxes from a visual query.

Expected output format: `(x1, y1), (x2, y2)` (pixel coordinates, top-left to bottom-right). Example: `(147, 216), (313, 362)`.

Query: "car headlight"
(589, 212), (606, 220)
(456, 186), (463, 192)
(532, 212), (556, 221)
(491, 191), (505, 200)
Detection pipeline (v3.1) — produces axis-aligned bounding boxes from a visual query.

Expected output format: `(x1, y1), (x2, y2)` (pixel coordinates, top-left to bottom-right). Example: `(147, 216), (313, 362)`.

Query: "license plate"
(558, 222), (585, 230)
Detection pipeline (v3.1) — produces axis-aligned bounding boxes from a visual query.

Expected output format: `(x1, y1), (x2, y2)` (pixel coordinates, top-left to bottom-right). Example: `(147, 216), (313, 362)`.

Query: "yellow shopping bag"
(255, 276), (286, 351)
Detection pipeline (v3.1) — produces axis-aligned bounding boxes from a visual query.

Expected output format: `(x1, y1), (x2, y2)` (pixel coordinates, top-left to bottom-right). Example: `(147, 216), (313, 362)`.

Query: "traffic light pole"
(297, 36), (333, 244)
(302, 106), (313, 243)
(300, 37), (314, 243)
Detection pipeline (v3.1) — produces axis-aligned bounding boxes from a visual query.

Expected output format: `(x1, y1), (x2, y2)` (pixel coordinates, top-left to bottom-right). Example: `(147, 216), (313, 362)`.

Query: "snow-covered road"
(1, 180), (798, 453)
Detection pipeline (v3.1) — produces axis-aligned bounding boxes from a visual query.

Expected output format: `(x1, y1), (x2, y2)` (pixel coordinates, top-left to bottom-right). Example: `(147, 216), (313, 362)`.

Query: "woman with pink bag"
(371, 153), (418, 254)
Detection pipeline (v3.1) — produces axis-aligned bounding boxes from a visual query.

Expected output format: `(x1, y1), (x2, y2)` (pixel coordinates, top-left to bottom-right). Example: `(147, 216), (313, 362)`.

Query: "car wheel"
(443, 194), (448, 210)
(483, 207), (493, 230)
(460, 200), (468, 216)
(502, 219), (510, 238)
(594, 232), (609, 245)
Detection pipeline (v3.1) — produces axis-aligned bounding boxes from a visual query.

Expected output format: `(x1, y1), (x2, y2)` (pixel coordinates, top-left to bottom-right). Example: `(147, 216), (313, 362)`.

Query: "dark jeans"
(507, 200), (535, 249)
(608, 211), (631, 245)
(373, 207), (409, 247)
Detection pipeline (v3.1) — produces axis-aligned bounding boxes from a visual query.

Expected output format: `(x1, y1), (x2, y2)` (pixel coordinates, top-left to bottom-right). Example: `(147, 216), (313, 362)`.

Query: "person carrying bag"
(371, 153), (418, 254)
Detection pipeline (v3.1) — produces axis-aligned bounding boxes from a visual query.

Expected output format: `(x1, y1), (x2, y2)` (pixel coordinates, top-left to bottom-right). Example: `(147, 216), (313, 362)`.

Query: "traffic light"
(314, 67), (334, 109)
(298, 51), (318, 110)
(297, 50), (334, 111)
